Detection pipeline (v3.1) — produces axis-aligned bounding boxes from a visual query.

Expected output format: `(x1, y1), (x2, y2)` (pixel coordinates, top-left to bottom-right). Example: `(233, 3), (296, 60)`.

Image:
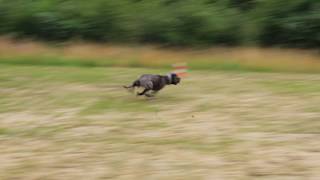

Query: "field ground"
(0, 64), (320, 179)
(1, 37), (320, 73)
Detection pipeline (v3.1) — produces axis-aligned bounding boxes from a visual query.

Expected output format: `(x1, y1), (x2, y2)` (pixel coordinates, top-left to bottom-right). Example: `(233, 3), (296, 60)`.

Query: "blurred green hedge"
(0, 0), (319, 47)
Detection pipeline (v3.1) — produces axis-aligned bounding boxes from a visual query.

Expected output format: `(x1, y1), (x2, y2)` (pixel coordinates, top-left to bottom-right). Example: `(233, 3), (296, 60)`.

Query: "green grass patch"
(0, 56), (110, 67)
(2, 55), (320, 73)
(0, 56), (169, 69)
(0, 127), (12, 136)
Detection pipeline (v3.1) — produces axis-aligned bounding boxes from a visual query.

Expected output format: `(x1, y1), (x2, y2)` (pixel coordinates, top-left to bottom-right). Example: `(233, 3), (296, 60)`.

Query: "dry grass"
(0, 64), (320, 179)
(0, 37), (320, 72)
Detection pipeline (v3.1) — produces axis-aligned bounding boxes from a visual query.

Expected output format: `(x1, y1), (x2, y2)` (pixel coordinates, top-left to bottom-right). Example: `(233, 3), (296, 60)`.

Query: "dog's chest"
(150, 76), (166, 90)
(152, 79), (166, 90)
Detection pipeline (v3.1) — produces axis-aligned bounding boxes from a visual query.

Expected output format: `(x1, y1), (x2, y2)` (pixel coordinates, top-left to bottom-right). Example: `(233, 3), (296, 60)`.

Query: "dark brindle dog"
(124, 73), (181, 97)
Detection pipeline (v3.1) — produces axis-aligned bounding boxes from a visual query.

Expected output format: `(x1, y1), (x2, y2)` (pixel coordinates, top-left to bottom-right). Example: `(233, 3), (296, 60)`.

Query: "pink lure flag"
(172, 62), (188, 77)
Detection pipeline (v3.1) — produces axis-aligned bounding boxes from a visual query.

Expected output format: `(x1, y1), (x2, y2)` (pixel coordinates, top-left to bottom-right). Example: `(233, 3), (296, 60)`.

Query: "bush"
(0, 0), (318, 47)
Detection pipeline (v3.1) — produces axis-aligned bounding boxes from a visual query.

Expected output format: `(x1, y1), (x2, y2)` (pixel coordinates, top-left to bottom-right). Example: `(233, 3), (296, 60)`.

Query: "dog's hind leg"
(123, 85), (133, 89)
(137, 88), (150, 96)
(123, 84), (134, 93)
(151, 90), (159, 96)
(124, 86), (135, 94)
(125, 80), (140, 88)
(145, 90), (158, 97)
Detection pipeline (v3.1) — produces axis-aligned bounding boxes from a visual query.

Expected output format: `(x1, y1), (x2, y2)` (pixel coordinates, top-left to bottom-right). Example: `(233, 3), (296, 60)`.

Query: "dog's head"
(169, 73), (181, 85)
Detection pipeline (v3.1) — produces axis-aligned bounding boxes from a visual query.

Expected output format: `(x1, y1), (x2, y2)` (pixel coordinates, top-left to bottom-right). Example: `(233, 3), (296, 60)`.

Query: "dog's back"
(138, 74), (166, 91)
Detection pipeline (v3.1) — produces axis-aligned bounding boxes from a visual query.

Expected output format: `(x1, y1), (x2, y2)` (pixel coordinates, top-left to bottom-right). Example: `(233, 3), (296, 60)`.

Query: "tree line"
(0, 0), (319, 48)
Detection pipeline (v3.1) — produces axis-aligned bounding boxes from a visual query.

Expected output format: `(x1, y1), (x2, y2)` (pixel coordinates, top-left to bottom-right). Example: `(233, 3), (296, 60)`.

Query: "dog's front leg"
(145, 90), (158, 97)
(137, 88), (150, 96)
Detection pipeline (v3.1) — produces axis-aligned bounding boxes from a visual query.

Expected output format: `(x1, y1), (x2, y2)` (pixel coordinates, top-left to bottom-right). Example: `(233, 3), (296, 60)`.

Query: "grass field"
(1, 37), (320, 73)
(1, 63), (320, 179)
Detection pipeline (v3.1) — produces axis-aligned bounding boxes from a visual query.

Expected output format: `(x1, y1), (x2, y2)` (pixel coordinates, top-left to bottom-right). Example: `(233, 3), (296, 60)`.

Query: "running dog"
(124, 73), (181, 97)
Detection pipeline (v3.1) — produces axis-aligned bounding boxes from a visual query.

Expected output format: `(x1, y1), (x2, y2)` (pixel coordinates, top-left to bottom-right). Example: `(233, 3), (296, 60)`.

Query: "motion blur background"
(1, 0), (320, 179)
(0, 0), (319, 47)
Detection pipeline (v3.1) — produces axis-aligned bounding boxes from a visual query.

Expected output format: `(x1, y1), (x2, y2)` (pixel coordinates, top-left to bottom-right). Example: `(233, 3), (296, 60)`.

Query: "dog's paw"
(145, 94), (153, 97)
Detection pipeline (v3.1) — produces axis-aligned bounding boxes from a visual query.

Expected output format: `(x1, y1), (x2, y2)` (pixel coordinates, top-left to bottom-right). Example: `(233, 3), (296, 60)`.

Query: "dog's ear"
(171, 73), (177, 78)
